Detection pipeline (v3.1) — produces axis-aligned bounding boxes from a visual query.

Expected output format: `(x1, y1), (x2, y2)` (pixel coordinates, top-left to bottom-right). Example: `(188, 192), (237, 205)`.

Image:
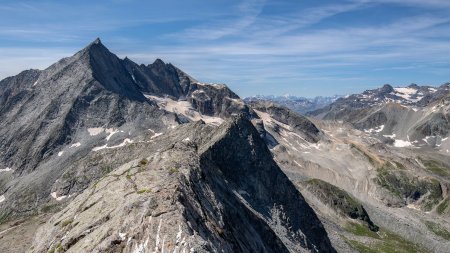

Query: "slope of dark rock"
(30, 117), (335, 252)
(248, 100), (321, 143)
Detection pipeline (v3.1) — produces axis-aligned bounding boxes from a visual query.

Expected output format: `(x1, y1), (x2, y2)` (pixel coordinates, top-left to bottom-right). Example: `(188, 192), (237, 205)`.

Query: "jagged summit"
(380, 84), (394, 93)
(152, 58), (166, 66)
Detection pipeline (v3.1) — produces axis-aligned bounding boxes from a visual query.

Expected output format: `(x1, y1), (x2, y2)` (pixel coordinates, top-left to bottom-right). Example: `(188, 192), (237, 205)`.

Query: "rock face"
(0, 39), (178, 220)
(248, 100), (322, 143)
(0, 39), (335, 252)
(30, 116), (334, 253)
(0, 39), (258, 221)
(305, 179), (378, 231)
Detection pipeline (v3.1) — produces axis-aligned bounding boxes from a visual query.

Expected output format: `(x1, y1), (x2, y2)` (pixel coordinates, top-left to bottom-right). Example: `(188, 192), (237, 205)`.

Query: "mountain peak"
(152, 58), (166, 66)
(82, 37), (109, 55)
(92, 37), (102, 44)
(380, 84), (394, 93)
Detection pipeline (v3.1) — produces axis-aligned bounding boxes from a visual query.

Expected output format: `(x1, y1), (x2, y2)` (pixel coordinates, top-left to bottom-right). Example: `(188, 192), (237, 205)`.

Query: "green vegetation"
(60, 219), (73, 228)
(168, 167), (179, 175)
(437, 198), (449, 215)
(139, 158), (149, 166)
(306, 179), (378, 231)
(100, 165), (113, 174)
(137, 188), (151, 194)
(0, 212), (10, 225)
(344, 225), (429, 253)
(41, 203), (60, 213)
(56, 243), (63, 253)
(375, 166), (442, 211)
(420, 158), (450, 178)
(424, 220), (450, 240)
(391, 161), (406, 170)
(345, 222), (380, 239)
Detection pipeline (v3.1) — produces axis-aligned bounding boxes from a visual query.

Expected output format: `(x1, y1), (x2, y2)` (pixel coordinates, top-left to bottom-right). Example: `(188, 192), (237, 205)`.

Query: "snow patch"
(88, 127), (104, 136)
(176, 225), (183, 244)
(392, 87), (423, 102)
(105, 128), (119, 141)
(393, 139), (412, 147)
(58, 151), (64, 157)
(0, 167), (13, 173)
(151, 133), (163, 139)
(70, 142), (81, 148)
(119, 232), (127, 241)
(33, 81), (38, 86)
(0, 195), (5, 203)
(50, 192), (68, 201)
(364, 125), (384, 133)
(394, 87), (417, 95)
(144, 95), (224, 126)
(92, 138), (133, 151)
(383, 133), (396, 139)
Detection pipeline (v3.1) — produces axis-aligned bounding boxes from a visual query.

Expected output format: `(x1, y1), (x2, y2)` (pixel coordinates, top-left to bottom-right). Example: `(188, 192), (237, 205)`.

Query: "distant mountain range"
(309, 83), (450, 150)
(0, 39), (449, 253)
(244, 95), (342, 114)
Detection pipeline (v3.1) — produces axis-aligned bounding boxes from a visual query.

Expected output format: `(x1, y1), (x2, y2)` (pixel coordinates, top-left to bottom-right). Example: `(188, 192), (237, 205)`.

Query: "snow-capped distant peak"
(393, 87), (417, 95)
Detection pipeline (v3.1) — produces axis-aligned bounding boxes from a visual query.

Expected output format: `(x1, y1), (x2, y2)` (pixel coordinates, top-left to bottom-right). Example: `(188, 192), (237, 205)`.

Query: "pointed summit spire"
(84, 37), (107, 51)
(93, 37), (102, 44)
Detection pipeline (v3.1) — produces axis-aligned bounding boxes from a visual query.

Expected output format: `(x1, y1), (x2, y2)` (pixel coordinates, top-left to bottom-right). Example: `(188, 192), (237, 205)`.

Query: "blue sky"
(1, 0), (450, 97)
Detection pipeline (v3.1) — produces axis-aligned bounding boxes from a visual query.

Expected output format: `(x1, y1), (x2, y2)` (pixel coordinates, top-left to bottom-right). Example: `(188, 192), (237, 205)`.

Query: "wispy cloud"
(169, 0), (267, 40)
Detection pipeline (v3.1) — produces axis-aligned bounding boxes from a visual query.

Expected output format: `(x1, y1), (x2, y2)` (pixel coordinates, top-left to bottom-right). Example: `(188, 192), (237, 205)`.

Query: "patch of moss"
(137, 188), (151, 194)
(41, 203), (60, 213)
(421, 179), (443, 211)
(56, 243), (63, 253)
(420, 158), (450, 178)
(437, 198), (449, 215)
(344, 239), (378, 253)
(138, 158), (149, 167)
(345, 222), (380, 239)
(0, 212), (10, 225)
(391, 161), (406, 170)
(375, 167), (443, 210)
(60, 219), (73, 228)
(100, 165), (113, 174)
(424, 220), (450, 240)
(344, 226), (429, 253)
(306, 179), (378, 231)
(168, 167), (179, 175)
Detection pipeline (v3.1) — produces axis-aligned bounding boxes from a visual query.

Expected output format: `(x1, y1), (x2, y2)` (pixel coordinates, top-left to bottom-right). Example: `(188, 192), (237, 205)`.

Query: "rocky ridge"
(0, 39), (334, 253)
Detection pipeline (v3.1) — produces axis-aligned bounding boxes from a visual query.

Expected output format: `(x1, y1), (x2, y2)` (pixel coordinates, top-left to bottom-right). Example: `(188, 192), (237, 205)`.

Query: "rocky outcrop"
(248, 100), (321, 143)
(0, 39), (259, 222)
(305, 179), (379, 232)
(30, 116), (335, 253)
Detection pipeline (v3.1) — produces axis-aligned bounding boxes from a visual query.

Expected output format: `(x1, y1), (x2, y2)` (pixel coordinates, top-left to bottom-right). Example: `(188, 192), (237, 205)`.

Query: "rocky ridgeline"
(0, 39), (334, 252)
